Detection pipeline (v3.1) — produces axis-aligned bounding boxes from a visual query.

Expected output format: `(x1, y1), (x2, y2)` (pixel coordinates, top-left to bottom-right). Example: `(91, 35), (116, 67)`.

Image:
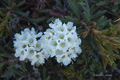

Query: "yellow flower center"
(20, 51), (24, 56)
(61, 56), (65, 61)
(75, 40), (77, 42)
(56, 22), (58, 25)
(30, 50), (34, 54)
(36, 55), (40, 60)
(60, 28), (63, 31)
(25, 36), (27, 39)
(53, 42), (57, 46)
(60, 35), (64, 39)
(50, 31), (54, 35)
(36, 44), (40, 48)
(68, 38), (72, 42)
(61, 43), (65, 47)
(68, 27), (72, 31)
(46, 36), (51, 39)
(22, 44), (26, 48)
(50, 49), (52, 52)
(30, 39), (33, 43)
(73, 48), (76, 52)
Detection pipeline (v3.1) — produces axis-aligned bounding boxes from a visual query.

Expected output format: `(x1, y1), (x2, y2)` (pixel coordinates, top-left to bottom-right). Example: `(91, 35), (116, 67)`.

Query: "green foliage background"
(0, 0), (120, 80)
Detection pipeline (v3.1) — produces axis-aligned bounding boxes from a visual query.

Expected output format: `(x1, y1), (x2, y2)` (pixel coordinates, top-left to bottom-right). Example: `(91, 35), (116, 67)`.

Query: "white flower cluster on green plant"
(14, 19), (82, 66)
(13, 28), (48, 65)
(40, 19), (82, 66)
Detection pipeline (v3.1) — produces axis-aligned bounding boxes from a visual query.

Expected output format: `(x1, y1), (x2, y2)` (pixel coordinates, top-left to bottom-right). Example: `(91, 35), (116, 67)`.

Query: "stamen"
(30, 50), (34, 54)
(30, 39), (33, 43)
(60, 35), (64, 39)
(61, 43), (65, 47)
(53, 42), (57, 46)
(68, 38), (72, 42)
(36, 44), (40, 47)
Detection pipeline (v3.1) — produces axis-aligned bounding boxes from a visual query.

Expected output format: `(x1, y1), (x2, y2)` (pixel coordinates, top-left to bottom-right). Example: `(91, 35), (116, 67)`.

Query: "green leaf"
(0, 61), (8, 71)
(46, 76), (50, 80)
(3, 0), (8, 5)
(85, 0), (90, 14)
(82, 0), (91, 25)
(9, 61), (18, 70)
(0, 53), (11, 57)
(0, 46), (7, 53)
(83, 69), (89, 75)
(102, 56), (107, 69)
(96, 16), (111, 28)
(56, 0), (63, 7)
(109, 23), (116, 27)
(39, 9), (53, 13)
(0, 8), (6, 12)
(91, 10), (107, 20)
(46, 17), (55, 23)
(67, 0), (80, 18)
(1, 70), (14, 78)
(29, 16), (48, 23)
(0, 56), (2, 60)
(42, 67), (47, 80)
(114, 0), (120, 5)
(15, 0), (26, 8)
(8, 0), (12, 6)
(112, 54), (120, 59)
(14, 9), (27, 17)
(90, 65), (94, 71)
(77, 59), (84, 64)
(65, 16), (81, 26)
(96, 0), (109, 6)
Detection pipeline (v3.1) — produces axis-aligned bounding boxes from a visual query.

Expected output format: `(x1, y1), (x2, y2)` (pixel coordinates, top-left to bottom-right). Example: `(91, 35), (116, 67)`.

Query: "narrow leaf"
(91, 10), (107, 20)
(39, 9), (53, 13)
(15, 0), (26, 8)
(0, 61), (8, 71)
(96, 0), (109, 6)
(29, 16), (48, 23)
(56, 0), (63, 7)
(65, 16), (81, 26)
(67, 0), (80, 18)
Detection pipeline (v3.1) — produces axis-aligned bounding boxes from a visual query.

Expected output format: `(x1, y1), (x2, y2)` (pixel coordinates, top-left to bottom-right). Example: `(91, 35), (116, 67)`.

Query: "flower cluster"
(14, 19), (82, 66)
(40, 19), (82, 66)
(13, 28), (48, 65)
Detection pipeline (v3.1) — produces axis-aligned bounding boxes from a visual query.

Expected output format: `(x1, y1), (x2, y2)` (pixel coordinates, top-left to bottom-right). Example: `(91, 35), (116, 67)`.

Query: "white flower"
(13, 40), (20, 48)
(19, 50), (28, 61)
(56, 32), (66, 41)
(73, 37), (82, 47)
(24, 28), (30, 32)
(14, 48), (23, 57)
(45, 29), (55, 35)
(67, 22), (73, 32)
(65, 33), (75, 45)
(36, 51), (46, 64)
(42, 18), (82, 66)
(14, 33), (21, 40)
(73, 47), (82, 54)
(27, 47), (36, 59)
(14, 19), (82, 66)
(31, 50), (46, 65)
(58, 40), (69, 52)
(56, 54), (71, 66)
(27, 35), (37, 47)
(42, 46), (54, 57)
(14, 27), (49, 66)
(49, 18), (62, 29)
(35, 40), (42, 51)
(55, 49), (64, 57)
(36, 32), (42, 38)
(30, 27), (36, 35)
